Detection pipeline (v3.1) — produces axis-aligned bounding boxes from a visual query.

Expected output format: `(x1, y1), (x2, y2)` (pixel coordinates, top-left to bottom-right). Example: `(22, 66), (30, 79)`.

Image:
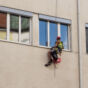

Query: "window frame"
(49, 21), (58, 47)
(10, 14), (19, 42)
(39, 16), (71, 51)
(0, 7), (33, 45)
(39, 19), (48, 46)
(39, 20), (59, 47)
(60, 23), (71, 51)
(85, 26), (88, 54)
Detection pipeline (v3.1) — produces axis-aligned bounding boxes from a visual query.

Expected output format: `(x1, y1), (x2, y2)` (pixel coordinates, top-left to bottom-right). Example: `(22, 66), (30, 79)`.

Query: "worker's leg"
(51, 50), (58, 60)
(45, 48), (58, 67)
(45, 51), (53, 67)
(48, 51), (52, 59)
(45, 59), (53, 66)
(58, 48), (62, 56)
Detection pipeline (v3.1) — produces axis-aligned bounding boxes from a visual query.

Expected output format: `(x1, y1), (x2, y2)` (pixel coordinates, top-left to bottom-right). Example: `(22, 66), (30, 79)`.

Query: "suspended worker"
(45, 36), (64, 67)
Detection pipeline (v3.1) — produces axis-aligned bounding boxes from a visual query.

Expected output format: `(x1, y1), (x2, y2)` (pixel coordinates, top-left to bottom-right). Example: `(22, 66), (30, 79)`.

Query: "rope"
(53, 0), (58, 78)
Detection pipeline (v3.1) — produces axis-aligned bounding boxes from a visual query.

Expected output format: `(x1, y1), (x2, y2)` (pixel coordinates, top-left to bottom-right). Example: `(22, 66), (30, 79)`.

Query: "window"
(50, 22), (58, 47)
(0, 7), (32, 45)
(39, 20), (58, 47)
(10, 15), (19, 42)
(60, 24), (69, 50)
(21, 16), (30, 44)
(86, 28), (88, 53)
(0, 12), (7, 40)
(10, 15), (31, 43)
(10, 15), (31, 44)
(39, 19), (70, 50)
(39, 20), (48, 46)
(39, 15), (71, 50)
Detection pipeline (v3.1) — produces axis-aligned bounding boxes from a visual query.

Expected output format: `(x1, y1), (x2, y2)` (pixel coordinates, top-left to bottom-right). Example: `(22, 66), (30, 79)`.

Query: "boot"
(45, 59), (52, 67)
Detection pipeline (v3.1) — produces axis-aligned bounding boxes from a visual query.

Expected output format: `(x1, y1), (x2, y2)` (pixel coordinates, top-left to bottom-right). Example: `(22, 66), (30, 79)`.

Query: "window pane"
(86, 28), (88, 53)
(10, 15), (19, 42)
(50, 22), (58, 47)
(0, 12), (7, 40)
(21, 17), (30, 44)
(61, 24), (69, 49)
(39, 20), (48, 46)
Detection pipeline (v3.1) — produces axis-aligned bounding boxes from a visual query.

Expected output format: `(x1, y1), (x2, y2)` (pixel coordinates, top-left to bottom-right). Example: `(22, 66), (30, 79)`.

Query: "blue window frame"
(39, 20), (48, 46)
(50, 22), (58, 47)
(61, 24), (69, 50)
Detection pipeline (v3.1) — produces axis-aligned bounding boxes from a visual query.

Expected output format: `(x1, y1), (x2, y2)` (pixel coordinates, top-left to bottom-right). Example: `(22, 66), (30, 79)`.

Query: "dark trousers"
(47, 50), (58, 65)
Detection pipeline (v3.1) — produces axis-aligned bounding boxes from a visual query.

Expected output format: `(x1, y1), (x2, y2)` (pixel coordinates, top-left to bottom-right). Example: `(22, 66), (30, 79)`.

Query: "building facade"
(0, 0), (88, 88)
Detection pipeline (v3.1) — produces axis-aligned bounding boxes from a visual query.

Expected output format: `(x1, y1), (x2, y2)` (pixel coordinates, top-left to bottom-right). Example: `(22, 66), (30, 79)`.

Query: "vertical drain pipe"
(77, 0), (82, 88)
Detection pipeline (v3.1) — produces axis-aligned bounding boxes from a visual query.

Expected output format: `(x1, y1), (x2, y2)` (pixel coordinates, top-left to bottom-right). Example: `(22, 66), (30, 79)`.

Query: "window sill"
(63, 49), (71, 51)
(0, 39), (32, 46)
(37, 45), (50, 49)
(0, 39), (72, 52)
(38, 45), (72, 52)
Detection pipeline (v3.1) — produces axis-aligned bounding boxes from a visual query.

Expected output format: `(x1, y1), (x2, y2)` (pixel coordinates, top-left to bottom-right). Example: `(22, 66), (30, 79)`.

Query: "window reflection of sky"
(39, 20), (69, 49)
(50, 22), (57, 47)
(39, 20), (47, 46)
(61, 24), (68, 49)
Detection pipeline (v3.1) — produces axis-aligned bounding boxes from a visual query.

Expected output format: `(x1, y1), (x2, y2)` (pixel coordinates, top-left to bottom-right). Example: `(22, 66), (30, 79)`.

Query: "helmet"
(57, 36), (61, 40)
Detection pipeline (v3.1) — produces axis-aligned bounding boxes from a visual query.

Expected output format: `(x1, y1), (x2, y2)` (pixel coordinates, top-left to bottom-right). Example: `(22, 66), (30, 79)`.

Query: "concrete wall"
(79, 0), (88, 88)
(0, 0), (87, 88)
(0, 41), (79, 88)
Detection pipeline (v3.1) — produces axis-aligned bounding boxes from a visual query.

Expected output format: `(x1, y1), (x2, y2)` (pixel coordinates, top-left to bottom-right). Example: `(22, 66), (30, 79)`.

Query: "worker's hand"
(50, 47), (53, 50)
(58, 53), (61, 56)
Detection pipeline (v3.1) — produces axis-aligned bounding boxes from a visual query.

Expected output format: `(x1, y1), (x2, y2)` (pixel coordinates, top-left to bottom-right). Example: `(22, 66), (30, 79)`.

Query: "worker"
(45, 36), (64, 67)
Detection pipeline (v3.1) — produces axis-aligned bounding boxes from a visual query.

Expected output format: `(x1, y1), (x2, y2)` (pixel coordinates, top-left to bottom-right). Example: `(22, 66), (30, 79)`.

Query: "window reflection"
(10, 15), (19, 42)
(0, 12), (7, 40)
(61, 24), (69, 50)
(50, 22), (58, 47)
(21, 17), (30, 44)
(39, 20), (48, 46)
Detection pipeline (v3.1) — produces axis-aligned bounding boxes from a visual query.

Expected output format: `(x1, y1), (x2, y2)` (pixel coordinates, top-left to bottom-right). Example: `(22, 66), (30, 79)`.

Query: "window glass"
(86, 28), (88, 53)
(10, 15), (19, 42)
(21, 17), (30, 44)
(50, 22), (58, 47)
(61, 24), (69, 49)
(0, 12), (7, 40)
(39, 20), (48, 46)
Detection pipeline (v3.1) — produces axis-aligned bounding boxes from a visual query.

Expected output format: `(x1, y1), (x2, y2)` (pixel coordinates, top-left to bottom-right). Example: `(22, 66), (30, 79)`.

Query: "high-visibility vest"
(57, 41), (64, 49)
